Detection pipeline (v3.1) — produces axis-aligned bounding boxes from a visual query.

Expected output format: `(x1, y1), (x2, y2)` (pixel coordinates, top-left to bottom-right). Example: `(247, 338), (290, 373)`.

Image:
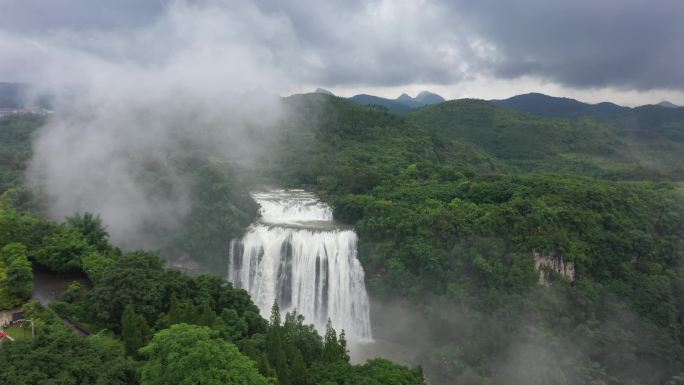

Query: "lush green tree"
(121, 304), (151, 357)
(0, 193), (23, 248)
(139, 324), (270, 385)
(218, 308), (249, 341)
(0, 242), (32, 307)
(240, 333), (276, 378)
(282, 311), (323, 366)
(80, 251), (113, 284)
(156, 292), (197, 329)
(87, 251), (165, 330)
(197, 300), (220, 328)
(356, 358), (426, 385)
(0, 325), (136, 385)
(338, 330), (350, 363)
(66, 212), (111, 253)
(309, 359), (425, 385)
(34, 225), (92, 273)
(322, 319), (347, 363)
(266, 301), (290, 385)
(0, 115), (44, 195)
(66, 212), (109, 249)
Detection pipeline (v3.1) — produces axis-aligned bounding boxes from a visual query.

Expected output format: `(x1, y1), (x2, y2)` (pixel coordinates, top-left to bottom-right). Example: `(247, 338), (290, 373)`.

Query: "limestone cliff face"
(533, 250), (575, 286)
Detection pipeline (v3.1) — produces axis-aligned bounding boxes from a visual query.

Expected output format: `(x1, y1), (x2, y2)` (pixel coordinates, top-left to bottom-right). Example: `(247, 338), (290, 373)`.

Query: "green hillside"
(407, 99), (684, 180)
(3, 95), (684, 384)
(265, 94), (684, 385)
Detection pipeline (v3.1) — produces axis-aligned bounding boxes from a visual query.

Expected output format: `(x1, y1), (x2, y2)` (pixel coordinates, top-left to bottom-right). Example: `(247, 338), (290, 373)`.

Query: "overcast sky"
(1, 0), (683, 106)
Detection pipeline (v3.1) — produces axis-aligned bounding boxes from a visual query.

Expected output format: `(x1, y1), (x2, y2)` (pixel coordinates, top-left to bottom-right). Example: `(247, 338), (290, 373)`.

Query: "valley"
(2, 91), (684, 384)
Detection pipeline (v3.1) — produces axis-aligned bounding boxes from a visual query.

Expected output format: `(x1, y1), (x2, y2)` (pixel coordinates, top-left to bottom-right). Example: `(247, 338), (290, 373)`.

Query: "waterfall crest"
(228, 189), (372, 341)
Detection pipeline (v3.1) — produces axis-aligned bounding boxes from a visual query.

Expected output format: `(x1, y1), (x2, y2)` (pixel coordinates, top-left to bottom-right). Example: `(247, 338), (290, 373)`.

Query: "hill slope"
(265, 93), (684, 385)
(349, 91), (445, 112)
(348, 94), (413, 114)
(4, 93), (684, 385)
(491, 92), (630, 119)
(409, 99), (684, 180)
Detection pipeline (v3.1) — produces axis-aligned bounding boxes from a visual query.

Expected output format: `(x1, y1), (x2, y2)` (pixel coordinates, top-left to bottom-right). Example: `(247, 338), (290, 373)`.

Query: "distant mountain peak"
(394, 91), (445, 107)
(315, 88), (334, 96)
(490, 92), (629, 119)
(348, 94), (413, 114)
(657, 100), (679, 108)
(415, 90), (446, 104)
(396, 93), (413, 102)
(348, 90), (446, 113)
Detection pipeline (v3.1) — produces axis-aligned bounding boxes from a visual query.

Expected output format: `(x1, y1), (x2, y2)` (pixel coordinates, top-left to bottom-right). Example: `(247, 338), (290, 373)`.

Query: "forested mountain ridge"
(348, 94), (414, 114)
(2, 92), (684, 384)
(491, 92), (630, 119)
(0, 155), (425, 384)
(267, 93), (684, 384)
(349, 91), (445, 113)
(408, 99), (684, 180)
(493, 92), (684, 116)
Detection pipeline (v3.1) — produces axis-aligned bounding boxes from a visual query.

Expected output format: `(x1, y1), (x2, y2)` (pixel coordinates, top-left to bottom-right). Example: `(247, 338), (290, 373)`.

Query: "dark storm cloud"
(449, 0), (684, 90)
(249, 0), (479, 87)
(0, 0), (682, 90)
(0, 0), (165, 33)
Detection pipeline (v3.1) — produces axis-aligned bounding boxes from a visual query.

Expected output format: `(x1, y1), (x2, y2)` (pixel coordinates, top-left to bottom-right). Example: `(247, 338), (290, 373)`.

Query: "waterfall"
(228, 189), (372, 341)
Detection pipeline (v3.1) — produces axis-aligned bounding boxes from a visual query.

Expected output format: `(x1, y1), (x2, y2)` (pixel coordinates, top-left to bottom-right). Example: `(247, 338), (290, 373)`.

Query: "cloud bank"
(21, 1), (291, 247)
(1, 0), (683, 97)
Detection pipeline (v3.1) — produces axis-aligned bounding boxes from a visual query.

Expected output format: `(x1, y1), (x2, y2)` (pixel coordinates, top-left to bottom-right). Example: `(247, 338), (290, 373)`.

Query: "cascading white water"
(228, 189), (372, 341)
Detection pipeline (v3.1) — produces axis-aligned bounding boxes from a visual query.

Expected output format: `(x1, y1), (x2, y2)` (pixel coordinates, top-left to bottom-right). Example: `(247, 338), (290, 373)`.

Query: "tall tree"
(87, 251), (165, 330)
(139, 324), (269, 385)
(197, 301), (219, 328)
(1, 242), (32, 300)
(0, 325), (136, 385)
(322, 319), (347, 363)
(121, 304), (150, 357)
(267, 301), (290, 385)
(338, 329), (350, 363)
(66, 212), (111, 253)
(34, 226), (92, 273)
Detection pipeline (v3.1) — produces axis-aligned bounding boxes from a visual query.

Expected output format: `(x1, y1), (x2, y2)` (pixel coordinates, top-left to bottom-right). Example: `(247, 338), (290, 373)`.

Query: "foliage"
(170, 159), (257, 270)
(7, 93), (684, 384)
(322, 319), (349, 363)
(33, 225), (93, 273)
(308, 359), (425, 385)
(267, 94), (684, 384)
(0, 206), (424, 385)
(0, 325), (137, 385)
(0, 115), (44, 195)
(67, 212), (111, 254)
(139, 324), (270, 385)
(122, 304), (151, 357)
(87, 251), (166, 330)
(0, 242), (32, 308)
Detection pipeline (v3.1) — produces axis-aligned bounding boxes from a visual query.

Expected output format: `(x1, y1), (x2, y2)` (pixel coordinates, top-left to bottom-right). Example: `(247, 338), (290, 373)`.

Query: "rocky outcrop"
(533, 251), (575, 286)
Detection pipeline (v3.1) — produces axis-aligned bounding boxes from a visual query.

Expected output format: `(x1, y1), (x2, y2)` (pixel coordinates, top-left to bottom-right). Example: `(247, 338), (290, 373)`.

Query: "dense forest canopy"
(0, 186), (424, 385)
(1, 92), (684, 384)
(266, 94), (684, 384)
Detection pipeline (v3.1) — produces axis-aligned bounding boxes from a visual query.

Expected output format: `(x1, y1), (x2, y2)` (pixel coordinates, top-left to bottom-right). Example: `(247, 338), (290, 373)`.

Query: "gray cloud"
(1, 0), (683, 94)
(0, 0), (164, 33)
(22, 1), (289, 248)
(450, 0), (684, 90)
